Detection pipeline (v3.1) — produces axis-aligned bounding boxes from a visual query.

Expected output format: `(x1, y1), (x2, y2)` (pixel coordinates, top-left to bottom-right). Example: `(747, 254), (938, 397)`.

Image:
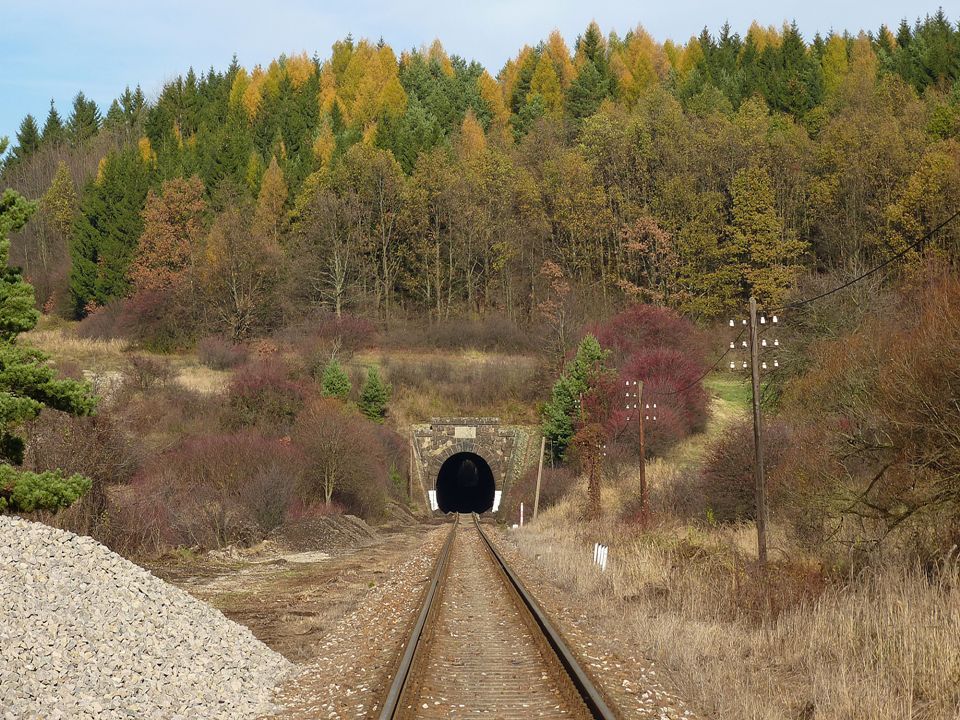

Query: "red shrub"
(277, 312), (378, 356)
(197, 336), (248, 370)
(586, 304), (710, 456)
(132, 430), (303, 548)
(76, 300), (128, 340)
(225, 358), (310, 431)
(291, 399), (391, 519)
(696, 418), (791, 523)
(120, 288), (199, 352)
(589, 304), (706, 367)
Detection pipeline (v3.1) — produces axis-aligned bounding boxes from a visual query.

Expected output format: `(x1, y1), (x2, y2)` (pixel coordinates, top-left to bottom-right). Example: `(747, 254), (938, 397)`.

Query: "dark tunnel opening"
(436, 452), (495, 513)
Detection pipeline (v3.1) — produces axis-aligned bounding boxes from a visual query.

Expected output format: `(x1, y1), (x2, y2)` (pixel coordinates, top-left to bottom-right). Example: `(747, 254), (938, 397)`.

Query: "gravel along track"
(397, 520), (593, 719)
(0, 515), (290, 719)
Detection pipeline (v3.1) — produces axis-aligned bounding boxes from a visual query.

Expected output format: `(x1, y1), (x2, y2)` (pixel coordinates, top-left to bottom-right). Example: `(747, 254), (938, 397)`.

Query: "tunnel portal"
(436, 452), (495, 514)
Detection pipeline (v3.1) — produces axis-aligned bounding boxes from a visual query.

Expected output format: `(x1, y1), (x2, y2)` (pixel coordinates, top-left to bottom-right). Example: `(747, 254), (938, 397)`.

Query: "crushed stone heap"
(0, 515), (290, 719)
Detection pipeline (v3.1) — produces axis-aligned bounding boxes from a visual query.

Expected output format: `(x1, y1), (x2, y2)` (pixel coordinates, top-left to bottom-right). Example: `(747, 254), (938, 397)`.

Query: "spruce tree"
(540, 334), (609, 460)
(320, 358), (351, 400)
(67, 92), (101, 145)
(0, 188), (96, 513)
(12, 115), (41, 164)
(69, 148), (152, 314)
(41, 100), (65, 145)
(358, 366), (391, 422)
(565, 62), (609, 120)
(104, 100), (125, 131)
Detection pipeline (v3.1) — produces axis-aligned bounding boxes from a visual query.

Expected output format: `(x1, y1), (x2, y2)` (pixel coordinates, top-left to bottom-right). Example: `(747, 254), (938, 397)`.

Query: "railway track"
(378, 514), (618, 719)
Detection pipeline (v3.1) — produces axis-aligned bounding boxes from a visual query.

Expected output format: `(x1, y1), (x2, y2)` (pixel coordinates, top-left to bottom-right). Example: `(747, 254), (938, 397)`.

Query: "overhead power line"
(658, 209), (960, 398)
(769, 208), (960, 313)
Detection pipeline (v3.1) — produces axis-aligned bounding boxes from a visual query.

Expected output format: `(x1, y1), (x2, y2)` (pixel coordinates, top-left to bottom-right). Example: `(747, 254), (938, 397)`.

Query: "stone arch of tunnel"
(435, 451), (496, 514)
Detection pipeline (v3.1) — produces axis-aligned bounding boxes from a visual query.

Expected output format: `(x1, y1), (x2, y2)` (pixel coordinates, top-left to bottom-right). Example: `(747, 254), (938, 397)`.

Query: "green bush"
(0, 464), (91, 513)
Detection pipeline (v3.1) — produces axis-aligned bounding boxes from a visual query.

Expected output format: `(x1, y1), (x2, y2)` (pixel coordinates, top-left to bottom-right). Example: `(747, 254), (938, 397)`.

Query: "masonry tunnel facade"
(435, 451), (496, 514)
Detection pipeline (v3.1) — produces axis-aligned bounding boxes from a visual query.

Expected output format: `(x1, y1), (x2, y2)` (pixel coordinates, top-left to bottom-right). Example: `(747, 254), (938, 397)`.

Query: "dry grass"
(25, 319), (229, 395)
(349, 348), (542, 428)
(508, 379), (960, 719)
(25, 322), (129, 372)
(514, 513), (960, 719)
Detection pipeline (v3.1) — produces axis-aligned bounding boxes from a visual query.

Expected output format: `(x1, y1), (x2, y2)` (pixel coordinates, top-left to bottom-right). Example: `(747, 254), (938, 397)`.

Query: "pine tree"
(103, 100), (125, 131)
(320, 358), (351, 400)
(541, 334), (610, 460)
(0, 188), (96, 513)
(41, 100), (65, 145)
(12, 115), (41, 164)
(358, 366), (391, 421)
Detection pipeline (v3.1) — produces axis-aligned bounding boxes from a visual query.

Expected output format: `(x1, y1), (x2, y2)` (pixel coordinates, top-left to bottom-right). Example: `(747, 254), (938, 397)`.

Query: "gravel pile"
(266, 514), (378, 553)
(0, 515), (291, 719)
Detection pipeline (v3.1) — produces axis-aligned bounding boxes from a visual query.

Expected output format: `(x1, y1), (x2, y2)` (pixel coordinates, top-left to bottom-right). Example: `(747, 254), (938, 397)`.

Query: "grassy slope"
(508, 375), (960, 720)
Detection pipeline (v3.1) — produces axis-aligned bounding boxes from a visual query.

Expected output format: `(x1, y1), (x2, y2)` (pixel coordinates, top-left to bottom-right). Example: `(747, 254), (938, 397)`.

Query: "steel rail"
(377, 514), (459, 720)
(473, 514), (620, 720)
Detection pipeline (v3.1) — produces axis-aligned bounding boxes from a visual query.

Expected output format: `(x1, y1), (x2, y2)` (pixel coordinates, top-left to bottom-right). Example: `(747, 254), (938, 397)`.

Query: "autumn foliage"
(588, 304), (710, 455)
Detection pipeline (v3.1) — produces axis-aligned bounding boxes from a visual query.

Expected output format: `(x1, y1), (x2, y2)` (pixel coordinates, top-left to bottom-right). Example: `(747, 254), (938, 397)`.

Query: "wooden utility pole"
(748, 296), (769, 569)
(408, 438), (416, 502)
(637, 381), (649, 528)
(533, 436), (546, 519)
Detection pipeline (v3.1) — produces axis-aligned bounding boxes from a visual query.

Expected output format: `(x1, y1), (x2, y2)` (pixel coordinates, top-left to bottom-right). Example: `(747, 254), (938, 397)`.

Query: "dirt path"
(147, 524), (436, 665)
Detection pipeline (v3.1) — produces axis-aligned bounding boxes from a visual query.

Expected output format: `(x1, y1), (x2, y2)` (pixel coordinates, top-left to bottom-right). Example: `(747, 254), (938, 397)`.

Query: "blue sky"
(0, 0), (946, 142)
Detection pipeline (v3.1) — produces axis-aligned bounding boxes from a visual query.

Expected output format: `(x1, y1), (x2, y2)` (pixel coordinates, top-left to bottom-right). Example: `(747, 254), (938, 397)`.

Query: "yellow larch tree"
(545, 30), (576, 88)
(611, 26), (669, 105)
(457, 109), (487, 161)
(477, 70), (510, 129)
(312, 123), (336, 168)
(821, 34), (850, 99)
(284, 51), (316, 88)
(242, 65), (266, 119)
(427, 39), (454, 76)
(745, 22), (782, 52)
(528, 53), (564, 115)
(254, 156), (288, 244)
(229, 68), (251, 111)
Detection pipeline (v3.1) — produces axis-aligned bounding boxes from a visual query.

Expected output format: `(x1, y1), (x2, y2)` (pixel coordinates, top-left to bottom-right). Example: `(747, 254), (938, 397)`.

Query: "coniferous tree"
(67, 92), (101, 145)
(0, 188), (96, 513)
(358, 366), (391, 421)
(253, 155), (288, 243)
(541, 334), (610, 460)
(11, 115), (41, 164)
(320, 358), (351, 400)
(103, 100), (125, 131)
(69, 148), (152, 314)
(566, 62), (609, 120)
(41, 100), (65, 145)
